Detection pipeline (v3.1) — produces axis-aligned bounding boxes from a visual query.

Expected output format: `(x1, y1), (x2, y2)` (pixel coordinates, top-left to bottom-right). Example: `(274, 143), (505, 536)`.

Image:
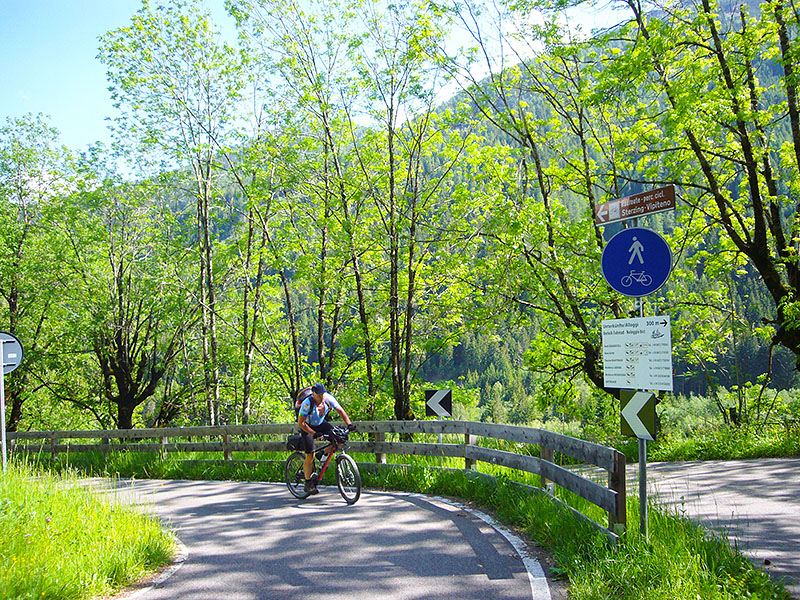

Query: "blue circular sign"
(601, 227), (672, 297)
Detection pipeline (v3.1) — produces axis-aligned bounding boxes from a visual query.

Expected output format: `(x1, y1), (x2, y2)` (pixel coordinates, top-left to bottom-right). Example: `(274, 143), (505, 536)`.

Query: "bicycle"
(285, 425), (362, 504)
(620, 270), (653, 287)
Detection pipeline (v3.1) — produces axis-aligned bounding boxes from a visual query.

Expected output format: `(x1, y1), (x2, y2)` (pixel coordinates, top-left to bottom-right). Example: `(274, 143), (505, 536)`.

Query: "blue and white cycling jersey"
(298, 393), (340, 426)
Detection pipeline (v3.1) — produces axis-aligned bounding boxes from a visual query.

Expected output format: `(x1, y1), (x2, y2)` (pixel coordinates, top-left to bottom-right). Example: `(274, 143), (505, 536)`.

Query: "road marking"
(432, 497), (552, 600)
(379, 490), (552, 600)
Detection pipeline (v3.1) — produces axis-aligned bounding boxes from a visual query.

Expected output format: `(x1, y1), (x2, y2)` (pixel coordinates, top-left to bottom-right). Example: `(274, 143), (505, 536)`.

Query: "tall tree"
(349, 0), (480, 421)
(0, 115), (69, 431)
(230, 0), (380, 404)
(99, 0), (246, 424)
(437, 1), (630, 413)
(63, 164), (196, 429)
(606, 0), (800, 375)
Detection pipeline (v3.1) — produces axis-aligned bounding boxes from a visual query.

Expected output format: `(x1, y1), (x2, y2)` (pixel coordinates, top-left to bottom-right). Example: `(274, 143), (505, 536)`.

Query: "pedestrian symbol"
(601, 227), (672, 297)
(628, 237), (644, 264)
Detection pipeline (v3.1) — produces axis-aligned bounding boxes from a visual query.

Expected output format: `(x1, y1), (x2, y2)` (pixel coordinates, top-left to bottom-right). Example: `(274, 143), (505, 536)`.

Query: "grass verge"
(0, 461), (177, 600)
(26, 450), (793, 600)
(613, 424), (800, 463)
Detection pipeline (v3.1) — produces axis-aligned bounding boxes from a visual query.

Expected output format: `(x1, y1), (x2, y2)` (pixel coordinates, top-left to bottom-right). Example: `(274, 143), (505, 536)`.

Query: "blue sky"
(0, 0), (145, 150)
(1, 1), (622, 153)
(0, 0), (234, 152)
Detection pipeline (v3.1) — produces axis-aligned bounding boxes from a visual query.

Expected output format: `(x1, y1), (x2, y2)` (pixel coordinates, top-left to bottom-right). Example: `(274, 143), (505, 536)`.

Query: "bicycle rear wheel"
(335, 453), (361, 504)
(285, 451), (310, 499)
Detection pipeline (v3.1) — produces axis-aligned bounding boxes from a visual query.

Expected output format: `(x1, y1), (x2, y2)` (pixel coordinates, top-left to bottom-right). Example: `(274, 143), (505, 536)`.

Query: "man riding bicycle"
(296, 383), (354, 495)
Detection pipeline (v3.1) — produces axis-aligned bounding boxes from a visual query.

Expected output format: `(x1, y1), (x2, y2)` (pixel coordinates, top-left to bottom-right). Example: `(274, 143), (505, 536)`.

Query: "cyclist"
(297, 383), (354, 495)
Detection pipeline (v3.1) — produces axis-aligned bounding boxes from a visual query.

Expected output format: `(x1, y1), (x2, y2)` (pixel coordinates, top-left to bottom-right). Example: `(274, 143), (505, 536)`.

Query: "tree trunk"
(118, 401), (135, 430)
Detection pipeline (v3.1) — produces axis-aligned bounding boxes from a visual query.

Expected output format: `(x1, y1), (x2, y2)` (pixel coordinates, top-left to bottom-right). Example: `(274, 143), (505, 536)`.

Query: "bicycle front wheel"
(285, 451), (310, 499)
(335, 453), (361, 504)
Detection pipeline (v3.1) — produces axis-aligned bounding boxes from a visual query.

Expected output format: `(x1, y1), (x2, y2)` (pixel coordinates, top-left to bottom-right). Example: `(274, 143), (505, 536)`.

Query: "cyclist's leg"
(301, 430), (316, 484)
(315, 421), (335, 453)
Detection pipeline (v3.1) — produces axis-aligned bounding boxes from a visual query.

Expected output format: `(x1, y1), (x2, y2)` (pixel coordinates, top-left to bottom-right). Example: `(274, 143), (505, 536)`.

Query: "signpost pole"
(639, 437), (647, 540)
(637, 290), (649, 539)
(1, 340), (6, 474)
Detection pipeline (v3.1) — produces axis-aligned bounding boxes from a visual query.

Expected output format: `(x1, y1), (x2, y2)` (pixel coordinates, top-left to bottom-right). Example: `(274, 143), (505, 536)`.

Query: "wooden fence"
(8, 420), (626, 540)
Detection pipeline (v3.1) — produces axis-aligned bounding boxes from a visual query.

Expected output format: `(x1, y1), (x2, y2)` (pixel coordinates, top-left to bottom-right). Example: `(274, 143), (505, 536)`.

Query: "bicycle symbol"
(621, 270), (653, 288)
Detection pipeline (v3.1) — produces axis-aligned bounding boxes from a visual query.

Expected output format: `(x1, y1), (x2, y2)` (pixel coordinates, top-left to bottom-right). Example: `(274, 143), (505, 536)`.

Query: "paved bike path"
(96, 479), (552, 600)
(646, 458), (800, 598)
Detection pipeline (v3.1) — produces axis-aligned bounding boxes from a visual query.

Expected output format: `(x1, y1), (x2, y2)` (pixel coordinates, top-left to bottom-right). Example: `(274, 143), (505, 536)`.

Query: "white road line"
(379, 490), (552, 600)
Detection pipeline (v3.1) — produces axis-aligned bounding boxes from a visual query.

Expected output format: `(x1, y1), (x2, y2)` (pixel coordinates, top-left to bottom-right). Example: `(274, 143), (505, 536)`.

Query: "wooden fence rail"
(8, 420), (626, 540)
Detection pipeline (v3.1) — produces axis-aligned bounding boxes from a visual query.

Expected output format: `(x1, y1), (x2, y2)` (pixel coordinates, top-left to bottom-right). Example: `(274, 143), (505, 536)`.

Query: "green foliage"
(4, 0), (800, 433)
(567, 501), (790, 600)
(0, 461), (175, 600)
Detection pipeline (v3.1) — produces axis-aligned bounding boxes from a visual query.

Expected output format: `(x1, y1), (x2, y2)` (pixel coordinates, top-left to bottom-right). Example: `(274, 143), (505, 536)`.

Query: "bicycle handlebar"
(327, 425), (349, 445)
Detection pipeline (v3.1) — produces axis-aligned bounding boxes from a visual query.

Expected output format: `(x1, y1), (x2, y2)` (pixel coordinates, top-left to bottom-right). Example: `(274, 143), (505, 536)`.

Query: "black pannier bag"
(286, 434), (303, 451)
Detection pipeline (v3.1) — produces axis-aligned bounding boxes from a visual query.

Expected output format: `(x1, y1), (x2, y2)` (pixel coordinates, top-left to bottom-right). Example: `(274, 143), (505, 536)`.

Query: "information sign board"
(0, 331), (23, 473)
(602, 316), (673, 391)
(0, 331), (23, 374)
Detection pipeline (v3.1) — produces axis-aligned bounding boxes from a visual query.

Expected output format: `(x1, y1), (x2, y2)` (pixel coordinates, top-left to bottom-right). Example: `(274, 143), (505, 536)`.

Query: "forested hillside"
(1, 0), (799, 436)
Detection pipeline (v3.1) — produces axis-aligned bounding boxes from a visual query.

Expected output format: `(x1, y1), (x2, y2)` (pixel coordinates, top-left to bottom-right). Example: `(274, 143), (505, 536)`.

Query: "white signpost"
(597, 189), (677, 539)
(602, 315), (671, 539)
(0, 331), (24, 474)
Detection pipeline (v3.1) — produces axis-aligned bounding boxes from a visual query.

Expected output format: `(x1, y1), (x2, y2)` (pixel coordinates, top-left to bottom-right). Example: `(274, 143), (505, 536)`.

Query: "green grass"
(0, 461), (177, 600)
(26, 449), (792, 600)
(612, 424), (800, 463)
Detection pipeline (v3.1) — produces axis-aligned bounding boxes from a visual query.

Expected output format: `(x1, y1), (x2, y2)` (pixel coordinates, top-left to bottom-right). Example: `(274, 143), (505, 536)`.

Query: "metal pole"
(1, 340), (6, 474)
(639, 437), (648, 539)
(638, 293), (648, 538)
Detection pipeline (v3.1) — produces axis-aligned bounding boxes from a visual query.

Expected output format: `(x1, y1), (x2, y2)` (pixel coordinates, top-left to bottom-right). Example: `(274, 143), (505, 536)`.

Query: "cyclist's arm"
(297, 413), (315, 435)
(334, 406), (352, 427)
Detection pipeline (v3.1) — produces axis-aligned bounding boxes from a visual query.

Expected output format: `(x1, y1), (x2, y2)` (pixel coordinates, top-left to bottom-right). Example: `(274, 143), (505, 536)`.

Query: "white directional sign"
(0, 331), (23, 374)
(425, 389), (452, 418)
(602, 316), (673, 391)
(621, 391), (656, 441)
(0, 331), (23, 474)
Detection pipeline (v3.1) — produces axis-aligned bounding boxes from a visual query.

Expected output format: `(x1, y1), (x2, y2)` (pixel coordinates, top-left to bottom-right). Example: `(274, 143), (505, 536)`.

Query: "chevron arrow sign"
(425, 389), (452, 418)
(620, 390), (656, 441)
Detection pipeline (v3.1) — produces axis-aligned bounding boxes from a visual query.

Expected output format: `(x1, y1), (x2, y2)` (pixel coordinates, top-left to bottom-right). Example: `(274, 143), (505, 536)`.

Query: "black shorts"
(301, 421), (333, 454)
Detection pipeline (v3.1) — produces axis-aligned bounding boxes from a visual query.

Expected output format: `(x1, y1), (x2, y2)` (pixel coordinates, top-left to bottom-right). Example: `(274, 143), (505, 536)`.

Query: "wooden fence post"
(223, 434), (232, 461)
(51, 436), (60, 460)
(540, 446), (555, 492)
(608, 449), (627, 534)
(160, 436), (169, 460)
(374, 431), (387, 464)
(464, 432), (477, 470)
